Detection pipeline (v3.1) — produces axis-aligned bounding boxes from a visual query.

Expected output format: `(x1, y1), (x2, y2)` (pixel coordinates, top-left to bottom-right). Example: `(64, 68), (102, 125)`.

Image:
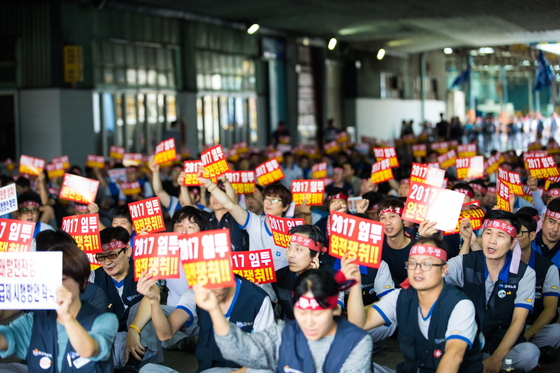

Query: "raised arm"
(220, 175), (239, 204)
(198, 169), (248, 225)
(149, 160), (171, 208)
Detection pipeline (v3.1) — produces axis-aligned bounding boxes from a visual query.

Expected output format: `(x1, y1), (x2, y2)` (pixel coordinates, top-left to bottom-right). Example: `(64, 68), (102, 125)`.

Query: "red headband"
(545, 209), (560, 220)
(328, 193), (348, 201)
(19, 201), (40, 208)
(454, 188), (475, 199)
(101, 240), (128, 252)
(333, 167), (343, 173)
(290, 233), (326, 253)
(548, 189), (560, 197)
(294, 295), (338, 311)
(482, 220), (517, 238)
(400, 179), (410, 185)
(409, 244), (448, 261)
(487, 187), (496, 194)
(469, 183), (487, 195)
(75, 204), (89, 212)
(379, 206), (402, 216)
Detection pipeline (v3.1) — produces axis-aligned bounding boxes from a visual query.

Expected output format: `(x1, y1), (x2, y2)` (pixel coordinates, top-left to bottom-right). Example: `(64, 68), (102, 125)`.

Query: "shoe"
(178, 335), (199, 352)
(539, 346), (558, 364)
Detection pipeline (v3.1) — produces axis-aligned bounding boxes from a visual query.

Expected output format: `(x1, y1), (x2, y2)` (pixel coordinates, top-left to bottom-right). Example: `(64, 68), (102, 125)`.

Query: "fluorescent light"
(328, 38), (337, 50)
(537, 43), (560, 56)
(247, 24), (260, 34)
(377, 48), (385, 60)
(444, 48), (453, 54)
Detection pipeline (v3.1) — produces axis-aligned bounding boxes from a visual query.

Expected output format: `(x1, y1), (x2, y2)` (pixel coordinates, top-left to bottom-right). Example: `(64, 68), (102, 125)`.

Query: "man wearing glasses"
(445, 210), (539, 373)
(16, 191), (54, 251)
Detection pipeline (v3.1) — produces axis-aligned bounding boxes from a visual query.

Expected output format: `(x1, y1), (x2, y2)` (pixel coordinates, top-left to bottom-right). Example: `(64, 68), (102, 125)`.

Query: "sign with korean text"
(4, 158), (14, 172)
(528, 141), (542, 151)
(456, 156), (484, 179)
(225, 148), (240, 162)
(0, 252), (62, 309)
(233, 141), (249, 154)
(201, 145), (230, 178)
(59, 174), (99, 204)
(46, 162), (65, 179)
(335, 130), (349, 144)
(547, 142), (560, 155)
(497, 167), (523, 196)
(410, 163), (445, 187)
(545, 176), (560, 190)
(484, 152), (503, 175)
(526, 156), (560, 179)
(291, 179), (325, 206)
(231, 249), (276, 285)
(133, 233), (181, 281)
(373, 147), (399, 167)
(324, 141), (340, 155)
(86, 155), (105, 169)
(311, 162), (328, 179)
(51, 156), (70, 170)
(443, 202), (486, 235)
(225, 171), (256, 194)
(431, 142), (448, 154)
(123, 153), (143, 167)
(266, 150), (284, 163)
(109, 145), (125, 160)
(154, 138), (177, 165)
(108, 168), (127, 184)
(0, 219), (35, 252)
(268, 215), (305, 248)
(182, 161), (217, 186)
(496, 181), (512, 211)
(128, 197), (165, 233)
(0, 184), (18, 215)
(412, 144), (427, 158)
(437, 150), (457, 170)
(457, 144), (477, 158)
(181, 229), (236, 289)
(120, 181), (142, 196)
(19, 155), (45, 176)
(61, 214), (102, 269)
(328, 211), (384, 268)
(402, 181), (464, 232)
(256, 159), (285, 186)
(370, 159), (394, 184)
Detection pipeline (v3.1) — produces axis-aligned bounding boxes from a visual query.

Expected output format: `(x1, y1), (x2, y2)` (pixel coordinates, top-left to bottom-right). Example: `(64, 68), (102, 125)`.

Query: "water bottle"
(502, 358), (514, 372)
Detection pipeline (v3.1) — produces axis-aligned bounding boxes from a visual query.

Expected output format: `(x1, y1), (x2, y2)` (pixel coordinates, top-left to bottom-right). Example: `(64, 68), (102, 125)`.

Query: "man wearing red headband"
(16, 191), (54, 251)
(532, 198), (560, 268)
(344, 237), (482, 373)
(445, 210), (539, 373)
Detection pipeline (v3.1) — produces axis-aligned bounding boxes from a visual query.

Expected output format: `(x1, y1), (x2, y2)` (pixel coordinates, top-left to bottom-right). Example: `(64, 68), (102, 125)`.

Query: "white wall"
(351, 98), (446, 141)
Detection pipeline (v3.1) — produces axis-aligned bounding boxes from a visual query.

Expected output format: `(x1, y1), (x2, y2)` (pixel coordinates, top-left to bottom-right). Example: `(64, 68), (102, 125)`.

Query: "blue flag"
(451, 66), (470, 87)
(534, 50), (555, 92)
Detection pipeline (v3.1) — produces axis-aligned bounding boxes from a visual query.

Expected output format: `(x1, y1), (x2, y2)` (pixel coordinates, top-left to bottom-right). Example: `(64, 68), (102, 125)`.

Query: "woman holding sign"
(0, 243), (118, 372)
(194, 269), (373, 373)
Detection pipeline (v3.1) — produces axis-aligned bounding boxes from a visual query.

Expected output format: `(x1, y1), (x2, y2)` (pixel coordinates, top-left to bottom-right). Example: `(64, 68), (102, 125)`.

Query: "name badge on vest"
(283, 367), (304, 373)
(67, 351), (91, 369)
(498, 284), (517, 290)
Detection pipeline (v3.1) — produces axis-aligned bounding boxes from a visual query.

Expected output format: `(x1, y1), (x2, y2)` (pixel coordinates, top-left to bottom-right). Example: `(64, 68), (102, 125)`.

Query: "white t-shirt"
(240, 211), (288, 270)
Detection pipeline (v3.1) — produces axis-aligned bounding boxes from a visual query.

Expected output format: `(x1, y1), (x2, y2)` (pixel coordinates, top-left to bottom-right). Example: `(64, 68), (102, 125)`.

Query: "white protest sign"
(0, 184), (18, 215)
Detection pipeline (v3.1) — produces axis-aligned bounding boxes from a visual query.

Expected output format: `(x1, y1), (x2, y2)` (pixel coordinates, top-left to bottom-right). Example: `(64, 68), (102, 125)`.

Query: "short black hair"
(100, 226), (130, 245)
(171, 206), (205, 230)
(17, 191), (42, 207)
(292, 269), (338, 309)
(516, 206), (539, 219)
(547, 197), (560, 213)
(376, 198), (404, 215)
(15, 176), (31, 189)
(47, 243), (91, 293)
(515, 212), (537, 233)
(36, 230), (76, 252)
(263, 183), (292, 208)
(451, 182), (474, 196)
(327, 187), (348, 199)
(290, 225), (324, 258)
(484, 209), (521, 239)
(548, 182), (560, 192)
(110, 205), (132, 223)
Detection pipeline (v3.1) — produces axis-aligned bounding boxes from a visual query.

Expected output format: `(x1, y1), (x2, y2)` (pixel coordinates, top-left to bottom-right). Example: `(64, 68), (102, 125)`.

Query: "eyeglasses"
(263, 197), (281, 205)
(19, 207), (39, 215)
(517, 230), (530, 236)
(405, 261), (445, 272)
(95, 247), (127, 262)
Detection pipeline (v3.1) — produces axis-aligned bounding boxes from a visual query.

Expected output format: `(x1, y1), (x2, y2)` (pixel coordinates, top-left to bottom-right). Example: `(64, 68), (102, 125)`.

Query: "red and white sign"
(256, 159), (285, 186)
(370, 159), (394, 184)
(291, 179), (325, 206)
(497, 167), (523, 196)
(19, 155), (45, 176)
(373, 147), (399, 168)
(484, 152), (503, 175)
(182, 161), (217, 186)
(410, 163), (445, 187)
(86, 155), (105, 169)
(443, 202), (486, 235)
(526, 156), (560, 179)
(154, 138), (177, 165)
(431, 142), (449, 154)
(437, 150), (457, 170)
(496, 181), (512, 212)
(457, 144), (477, 158)
(59, 174), (99, 205)
(0, 219), (35, 252)
(231, 249), (276, 284)
(325, 141), (340, 155)
(109, 145), (125, 160)
(311, 162), (328, 179)
(46, 162), (65, 179)
(51, 155), (70, 170)
(225, 171), (256, 195)
(412, 144), (427, 158)
(129, 197), (165, 233)
(123, 153), (143, 167)
(61, 214), (102, 270)
(134, 233), (181, 281)
(4, 158), (14, 172)
(233, 142), (249, 154)
(268, 215), (305, 248)
(201, 145), (230, 178)
(120, 181), (142, 196)
(0, 184), (17, 215)
(456, 156), (484, 180)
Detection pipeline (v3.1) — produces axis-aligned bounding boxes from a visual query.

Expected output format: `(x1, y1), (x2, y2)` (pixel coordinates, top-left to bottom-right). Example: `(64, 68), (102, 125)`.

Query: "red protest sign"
(154, 139), (177, 165)
(442, 203), (486, 235)
(373, 147), (399, 167)
(128, 197), (165, 233)
(133, 233), (181, 281)
(457, 143), (477, 158)
(545, 176), (560, 190)
(325, 141), (340, 155)
(109, 145), (125, 160)
(496, 181), (512, 211)
(311, 162), (328, 179)
(59, 174), (99, 204)
(0, 219), (35, 252)
(86, 155), (105, 169)
(231, 249), (277, 284)
(402, 181), (464, 232)
(51, 155), (70, 170)
(182, 161), (217, 186)
(547, 141), (560, 155)
(370, 159), (394, 184)
(201, 145), (230, 178)
(46, 162), (65, 179)
(256, 159), (285, 186)
(120, 181), (142, 196)
(410, 163), (445, 187)
(497, 167), (523, 196)
(412, 144), (427, 158)
(225, 171), (256, 194)
(291, 179), (325, 206)
(328, 211), (384, 268)
(181, 229), (236, 289)
(61, 214), (102, 269)
(335, 130), (349, 144)
(526, 156), (560, 179)
(437, 150), (457, 170)
(266, 150), (284, 163)
(233, 141), (249, 154)
(19, 155), (45, 176)
(431, 142), (449, 154)
(267, 215), (305, 248)
(484, 152), (503, 175)
(225, 148), (240, 162)
(528, 141), (542, 151)
(123, 153), (143, 167)
(456, 156), (484, 180)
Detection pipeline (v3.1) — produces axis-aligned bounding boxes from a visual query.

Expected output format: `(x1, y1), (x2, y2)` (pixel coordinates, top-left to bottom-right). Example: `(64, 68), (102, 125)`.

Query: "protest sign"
(0, 184), (18, 215)
(86, 155), (105, 169)
(0, 219), (35, 252)
(123, 153), (143, 167)
(457, 143), (477, 158)
(154, 138), (177, 165)
(412, 144), (427, 158)
(231, 249), (276, 284)
(19, 155), (45, 176)
(526, 156), (560, 179)
(61, 214), (102, 270)
(484, 152), (503, 175)
(225, 171), (256, 194)
(496, 181), (512, 211)
(201, 145), (230, 178)
(108, 168), (127, 184)
(128, 197), (165, 233)
(456, 156), (484, 179)
(370, 159), (394, 184)
(410, 163), (445, 187)
(46, 162), (65, 179)
(51, 155), (70, 170)
(373, 147), (399, 167)
(437, 150), (457, 170)
(497, 167), (523, 196)
(268, 215), (305, 248)
(59, 174), (99, 204)
(442, 202), (486, 235)
(256, 159), (285, 186)
(311, 162), (328, 179)
(133, 233), (181, 281)
(291, 179), (325, 206)
(324, 141), (340, 155)
(431, 142), (448, 154)
(109, 145), (125, 160)
(120, 181), (142, 196)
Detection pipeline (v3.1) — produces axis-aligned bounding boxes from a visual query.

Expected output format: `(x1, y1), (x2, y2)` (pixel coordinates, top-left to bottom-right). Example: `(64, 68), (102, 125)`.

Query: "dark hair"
(171, 206), (205, 230)
(515, 212), (537, 233)
(483, 209), (521, 239)
(413, 236), (450, 263)
(263, 183), (292, 208)
(451, 182), (474, 195)
(547, 182), (560, 191)
(36, 230), (76, 252)
(362, 192), (383, 210)
(327, 187), (348, 199)
(110, 205), (132, 223)
(516, 206), (539, 219)
(254, 184), (264, 193)
(17, 191), (42, 207)
(292, 269), (338, 309)
(547, 197), (560, 213)
(376, 198), (404, 215)
(47, 243), (91, 293)
(290, 225), (324, 258)
(15, 176), (31, 189)
(100, 226), (130, 245)
(342, 161), (354, 171)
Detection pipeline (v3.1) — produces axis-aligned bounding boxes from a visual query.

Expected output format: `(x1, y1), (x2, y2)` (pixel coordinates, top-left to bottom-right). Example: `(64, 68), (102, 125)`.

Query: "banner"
(59, 174), (99, 204)
(291, 180), (325, 205)
(51, 155), (70, 170)
(128, 197), (165, 233)
(402, 181), (464, 232)
(370, 159), (394, 184)
(120, 181), (142, 196)
(0, 184), (18, 215)
(256, 159), (285, 186)
(496, 181), (512, 211)
(410, 163), (445, 187)
(231, 249), (276, 284)
(437, 150), (457, 170)
(373, 147), (399, 167)
(86, 155), (105, 169)
(412, 144), (427, 158)
(133, 233), (181, 281)
(497, 167), (524, 196)
(457, 143), (477, 158)
(225, 171), (256, 194)
(0, 252), (62, 310)
(431, 142), (448, 154)
(181, 229), (236, 288)
(46, 162), (65, 179)
(154, 138), (177, 165)
(324, 141), (340, 155)
(484, 152), (503, 175)
(61, 214), (102, 270)
(526, 156), (560, 179)
(268, 215), (305, 248)
(19, 155), (45, 176)
(109, 145), (125, 160)
(456, 156), (484, 179)
(123, 153), (143, 167)
(311, 162), (328, 179)
(201, 145), (230, 178)
(0, 219), (35, 252)
(328, 211), (384, 268)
